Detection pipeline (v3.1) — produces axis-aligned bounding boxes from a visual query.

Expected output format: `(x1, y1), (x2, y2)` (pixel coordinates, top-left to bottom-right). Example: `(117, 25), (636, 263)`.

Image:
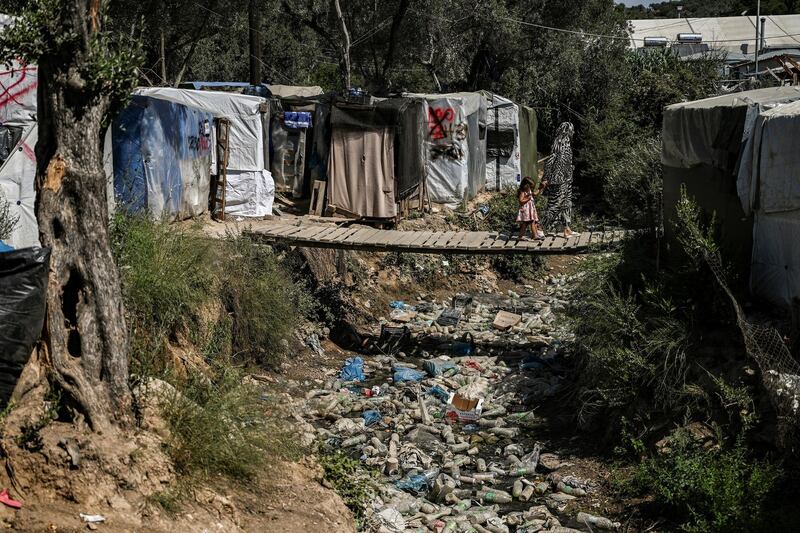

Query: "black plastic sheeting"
(0, 247), (50, 405)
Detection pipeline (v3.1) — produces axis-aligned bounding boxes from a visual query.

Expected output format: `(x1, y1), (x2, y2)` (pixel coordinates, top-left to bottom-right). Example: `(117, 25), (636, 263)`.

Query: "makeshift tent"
(110, 95), (213, 220)
(480, 92), (537, 191)
(0, 60), (39, 249)
(328, 101), (399, 218)
(268, 84), (324, 98)
(326, 98), (427, 219)
(269, 93), (335, 199)
(661, 86), (800, 268)
(739, 99), (800, 307)
(405, 92), (487, 205)
(134, 87), (274, 217)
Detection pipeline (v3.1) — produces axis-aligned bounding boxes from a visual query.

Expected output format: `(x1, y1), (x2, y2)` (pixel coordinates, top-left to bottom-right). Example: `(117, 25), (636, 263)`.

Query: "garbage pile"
(299, 280), (621, 532)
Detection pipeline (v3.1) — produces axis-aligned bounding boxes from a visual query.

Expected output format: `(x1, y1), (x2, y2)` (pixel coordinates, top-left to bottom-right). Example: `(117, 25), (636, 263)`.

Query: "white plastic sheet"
(483, 92), (521, 191)
(404, 92), (487, 205)
(135, 87), (267, 171)
(0, 125), (38, 249)
(224, 170), (274, 218)
(0, 60), (39, 249)
(135, 87), (273, 217)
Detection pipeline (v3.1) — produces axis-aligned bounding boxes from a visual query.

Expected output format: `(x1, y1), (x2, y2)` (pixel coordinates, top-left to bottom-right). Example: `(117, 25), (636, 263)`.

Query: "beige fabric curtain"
(328, 127), (397, 218)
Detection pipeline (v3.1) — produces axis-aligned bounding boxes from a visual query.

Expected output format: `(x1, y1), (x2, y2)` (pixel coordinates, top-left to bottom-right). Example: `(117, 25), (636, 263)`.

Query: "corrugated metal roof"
(629, 14), (800, 53)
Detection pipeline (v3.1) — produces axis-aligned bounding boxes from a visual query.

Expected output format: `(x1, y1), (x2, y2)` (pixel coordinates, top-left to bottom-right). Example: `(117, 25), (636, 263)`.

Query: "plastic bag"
(423, 358), (457, 377)
(0, 247), (50, 405)
(362, 409), (381, 427)
(392, 367), (426, 383)
(340, 357), (365, 382)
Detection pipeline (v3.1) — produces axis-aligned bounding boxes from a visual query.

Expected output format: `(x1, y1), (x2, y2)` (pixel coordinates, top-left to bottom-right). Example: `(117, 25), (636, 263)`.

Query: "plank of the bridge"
(589, 231), (604, 246)
(448, 232), (470, 249)
(480, 233), (503, 249)
(394, 231), (422, 248)
(562, 233), (580, 250)
(288, 225), (330, 242)
(420, 232), (445, 248)
(367, 229), (401, 247)
(432, 231), (457, 248)
(334, 227), (361, 244)
(318, 226), (352, 242)
(538, 236), (556, 250)
(344, 228), (380, 244)
(461, 232), (490, 250)
(406, 231), (434, 247)
(575, 232), (592, 250)
(491, 234), (511, 249)
(362, 229), (388, 245)
(310, 226), (342, 242)
(516, 237), (543, 250)
(266, 224), (302, 237)
(550, 235), (569, 250)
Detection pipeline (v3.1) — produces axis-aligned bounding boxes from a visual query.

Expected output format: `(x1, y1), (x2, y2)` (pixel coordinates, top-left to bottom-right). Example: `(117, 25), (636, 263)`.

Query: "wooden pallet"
(245, 223), (630, 255)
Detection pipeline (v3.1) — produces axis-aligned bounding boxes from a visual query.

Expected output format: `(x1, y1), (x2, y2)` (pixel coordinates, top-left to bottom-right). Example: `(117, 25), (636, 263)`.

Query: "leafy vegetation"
(111, 214), (215, 377)
(161, 364), (299, 480)
(220, 233), (312, 367)
(111, 214), (308, 496)
(630, 433), (780, 533)
(582, 49), (723, 227)
(624, 0), (798, 19)
(319, 452), (378, 522)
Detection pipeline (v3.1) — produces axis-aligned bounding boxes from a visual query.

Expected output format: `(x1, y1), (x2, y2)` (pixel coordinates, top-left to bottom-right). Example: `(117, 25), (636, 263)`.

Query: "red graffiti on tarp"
(21, 142), (35, 163)
(0, 65), (37, 109)
(428, 107), (455, 140)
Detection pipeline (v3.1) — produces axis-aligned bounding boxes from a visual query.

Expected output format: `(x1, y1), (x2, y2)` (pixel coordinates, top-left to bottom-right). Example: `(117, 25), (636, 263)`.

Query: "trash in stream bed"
(304, 280), (618, 532)
(340, 357), (366, 382)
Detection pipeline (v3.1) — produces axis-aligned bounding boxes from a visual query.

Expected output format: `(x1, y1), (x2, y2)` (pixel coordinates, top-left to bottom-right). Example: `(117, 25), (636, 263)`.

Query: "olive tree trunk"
(33, 0), (131, 431)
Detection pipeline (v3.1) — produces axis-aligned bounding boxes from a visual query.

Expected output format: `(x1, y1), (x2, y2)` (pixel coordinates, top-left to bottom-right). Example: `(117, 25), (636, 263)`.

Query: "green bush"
(631, 433), (780, 532)
(319, 452), (378, 522)
(111, 214), (214, 375)
(219, 233), (311, 367)
(161, 365), (299, 480)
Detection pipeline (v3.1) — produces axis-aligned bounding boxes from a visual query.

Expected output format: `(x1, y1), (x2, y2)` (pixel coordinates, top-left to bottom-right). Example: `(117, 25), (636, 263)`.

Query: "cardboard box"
(445, 393), (484, 422)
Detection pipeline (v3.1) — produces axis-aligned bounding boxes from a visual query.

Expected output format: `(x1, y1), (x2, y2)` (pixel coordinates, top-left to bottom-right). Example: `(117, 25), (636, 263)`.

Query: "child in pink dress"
(516, 177), (546, 241)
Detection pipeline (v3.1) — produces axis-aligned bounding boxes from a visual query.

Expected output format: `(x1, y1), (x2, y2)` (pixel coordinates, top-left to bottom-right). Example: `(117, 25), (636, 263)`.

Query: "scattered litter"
(305, 334), (324, 356)
(59, 437), (82, 468)
(80, 513), (106, 523)
(436, 307), (462, 327)
(392, 367), (426, 383)
(0, 489), (21, 509)
(301, 284), (611, 529)
(445, 393), (484, 422)
(492, 310), (522, 331)
(340, 357), (365, 382)
(423, 358), (458, 377)
(390, 309), (418, 323)
(362, 410), (381, 427)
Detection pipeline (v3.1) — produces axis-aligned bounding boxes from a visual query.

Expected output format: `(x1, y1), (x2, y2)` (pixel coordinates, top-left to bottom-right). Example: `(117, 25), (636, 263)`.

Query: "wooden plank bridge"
(244, 221), (629, 255)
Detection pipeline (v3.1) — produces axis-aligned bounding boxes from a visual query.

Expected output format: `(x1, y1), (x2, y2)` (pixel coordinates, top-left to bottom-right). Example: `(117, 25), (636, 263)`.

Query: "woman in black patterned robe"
(541, 122), (580, 238)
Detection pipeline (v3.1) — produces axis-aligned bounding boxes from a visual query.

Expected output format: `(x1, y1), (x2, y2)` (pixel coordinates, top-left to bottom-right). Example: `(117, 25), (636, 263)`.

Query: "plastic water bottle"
(476, 488), (512, 504)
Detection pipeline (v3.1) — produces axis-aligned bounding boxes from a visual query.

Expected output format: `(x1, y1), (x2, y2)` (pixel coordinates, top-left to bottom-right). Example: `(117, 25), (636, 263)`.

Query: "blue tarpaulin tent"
(111, 95), (214, 221)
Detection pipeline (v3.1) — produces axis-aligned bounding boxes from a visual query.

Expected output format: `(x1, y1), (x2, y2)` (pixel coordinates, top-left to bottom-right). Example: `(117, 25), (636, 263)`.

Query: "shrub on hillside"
(219, 233), (311, 367)
(630, 433), (780, 533)
(111, 214), (214, 375)
(161, 364), (299, 480)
